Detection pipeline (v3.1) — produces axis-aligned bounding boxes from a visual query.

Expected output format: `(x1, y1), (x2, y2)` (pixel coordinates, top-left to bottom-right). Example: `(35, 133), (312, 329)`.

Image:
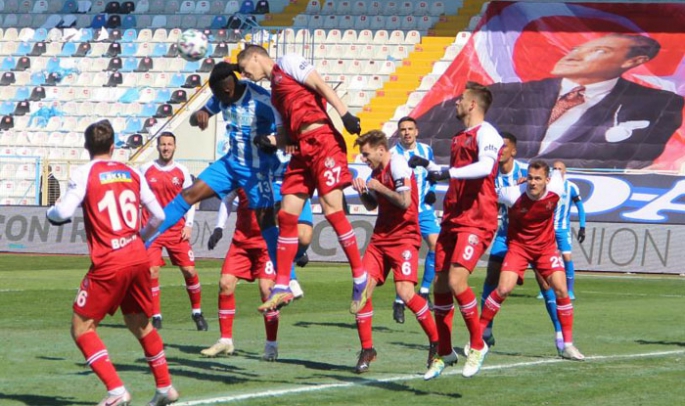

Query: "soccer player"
(479, 160), (585, 361)
(389, 116), (439, 324)
(237, 45), (368, 314)
(144, 62), (281, 271)
(201, 189), (281, 361)
(350, 130), (438, 374)
(46, 120), (179, 406)
(414, 82), (504, 380)
(140, 132), (206, 331)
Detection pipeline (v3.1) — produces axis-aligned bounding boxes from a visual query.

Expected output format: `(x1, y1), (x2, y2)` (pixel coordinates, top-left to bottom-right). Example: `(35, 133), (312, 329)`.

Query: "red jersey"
(369, 153), (420, 245)
(441, 121), (502, 233)
(270, 54), (329, 140)
(217, 188), (265, 250)
(140, 160), (193, 233)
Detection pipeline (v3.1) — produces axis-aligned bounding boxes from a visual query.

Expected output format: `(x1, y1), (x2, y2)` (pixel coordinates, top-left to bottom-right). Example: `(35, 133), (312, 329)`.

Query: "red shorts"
(435, 228), (494, 273)
(147, 231), (195, 267)
(73, 262), (153, 321)
(281, 125), (352, 197)
(221, 241), (275, 282)
(502, 243), (564, 280)
(363, 241), (420, 286)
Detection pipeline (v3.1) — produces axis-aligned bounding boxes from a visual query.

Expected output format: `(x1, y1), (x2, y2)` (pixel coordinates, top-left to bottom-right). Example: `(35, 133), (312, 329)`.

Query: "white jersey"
(390, 141), (435, 213)
(553, 180), (581, 230)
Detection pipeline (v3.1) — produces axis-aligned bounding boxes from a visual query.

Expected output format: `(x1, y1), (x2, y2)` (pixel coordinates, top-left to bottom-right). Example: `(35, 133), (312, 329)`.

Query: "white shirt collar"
(559, 77), (619, 100)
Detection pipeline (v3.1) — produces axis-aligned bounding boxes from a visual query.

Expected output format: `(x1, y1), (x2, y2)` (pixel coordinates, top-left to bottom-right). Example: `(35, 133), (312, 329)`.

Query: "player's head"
(526, 160), (551, 198)
(156, 131), (176, 163)
(551, 34), (660, 84)
(355, 130), (389, 169)
(209, 62), (244, 105)
(553, 160), (567, 178)
(455, 81), (492, 122)
(237, 44), (271, 82)
(397, 116), (418, 148)
(499, 131), (518, 164)
(84, 119), (115, 158)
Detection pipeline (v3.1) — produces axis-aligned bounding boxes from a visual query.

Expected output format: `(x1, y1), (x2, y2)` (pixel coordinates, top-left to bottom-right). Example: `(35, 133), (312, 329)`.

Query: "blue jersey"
(495, 160), (528, 237)
(390, 142), (435, 213)
(271, 149), (289, 183)
(205, 81), (280, 169)
(554, 180), (583, 230)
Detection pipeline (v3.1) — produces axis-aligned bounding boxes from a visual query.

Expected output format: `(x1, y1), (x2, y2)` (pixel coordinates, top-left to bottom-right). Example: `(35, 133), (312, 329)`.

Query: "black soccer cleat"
(354, 347), (377, 374)
(151, 316), (162, 330)
(393, 301), (405, 324)
(192, 313), (208, 331)
(295, 252), (309, 267)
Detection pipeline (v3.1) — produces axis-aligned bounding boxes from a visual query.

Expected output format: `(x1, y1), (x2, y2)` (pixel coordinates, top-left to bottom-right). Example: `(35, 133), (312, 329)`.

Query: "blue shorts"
(419, 210), (440, 238)
(555, 228), (572, 254)
(198, 155), (273, 209)
(274, 181), (313, 226)
(489, 234), (508, 259)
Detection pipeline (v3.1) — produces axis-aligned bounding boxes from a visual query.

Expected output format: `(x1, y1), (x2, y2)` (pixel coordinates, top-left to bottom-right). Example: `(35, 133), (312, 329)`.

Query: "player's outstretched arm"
(303, 69), (361, 135)
(571, 184), (587, 243)
(46, 167), (87, 225)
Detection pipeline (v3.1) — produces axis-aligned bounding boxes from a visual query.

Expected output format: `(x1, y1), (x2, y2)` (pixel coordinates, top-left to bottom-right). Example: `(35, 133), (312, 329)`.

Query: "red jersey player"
(413, 82), (504, 380)
(237, 45), (369, 315)
(350, 130), (439, 374)
(140, 132), (207, 331)
(201, 189), (280, 361)
(479, 160), (585, 360)
(46, 120), (179, 406)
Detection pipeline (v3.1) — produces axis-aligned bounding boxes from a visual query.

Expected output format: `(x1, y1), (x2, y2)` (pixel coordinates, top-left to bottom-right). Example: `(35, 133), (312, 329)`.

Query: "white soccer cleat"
(262, 342), (278, 362)
(462, 342), (488, 378)
(423, 350), (458, 380)
(148, 386), (179, 406)
(560, 345), (585, 361)
(98, 389), (131, 406)
(289, 279), (304, 299)
(200, 340), (235, 357)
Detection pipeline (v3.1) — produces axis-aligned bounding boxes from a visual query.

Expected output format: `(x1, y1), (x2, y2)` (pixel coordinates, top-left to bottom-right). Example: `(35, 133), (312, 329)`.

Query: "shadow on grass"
(636, 339), (685, 347)
(309, 374), (463, 399)
(0, 393), (91, 405)
(36, 356), (66, 361)
(293, 321), (396, 333)
(272, 357), (351, 372)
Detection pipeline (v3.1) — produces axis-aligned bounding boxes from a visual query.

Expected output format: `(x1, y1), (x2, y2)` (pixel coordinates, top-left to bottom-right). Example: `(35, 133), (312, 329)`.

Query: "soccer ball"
(177, 29), (209, 62)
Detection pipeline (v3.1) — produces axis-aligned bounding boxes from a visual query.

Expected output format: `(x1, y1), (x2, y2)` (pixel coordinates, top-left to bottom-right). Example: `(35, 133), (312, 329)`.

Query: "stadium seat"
(387, 30), (404, 45)
(372, 30), (388, 45)
(121, 1), (134, 13)
(366, 0), (381, 15)
(239, 0), (254, 14)
(194, 0), (210, 14)
(224, 0), (239, 14)
(210, 15), (227, 29)
(148, 0), (164, 12)
(405, 30), (421, 45)
(368, 15), (384, 31)
(150, 15), (166, 28)
(105, 1), (120, 13)
(429, 1), (444, 17)
(350, 1), (365, 15)
(254, 0), (268, 14)
(383, 1), (397, 15)
(401, 16), (417, 30)
(336, 0), (351, 14)
(320, 1), (334, 15)
(121, 15), (136, 29)
(386, 16), (401, 30)
(135, 0), (149, 13)
(353, 15), (369, 30)
(179, 0), (194, 13)
(398, 1), (413, 16)
(418, 73), (439, 90)
(165, 0), (180, 13)
(416, 16), (433, 30)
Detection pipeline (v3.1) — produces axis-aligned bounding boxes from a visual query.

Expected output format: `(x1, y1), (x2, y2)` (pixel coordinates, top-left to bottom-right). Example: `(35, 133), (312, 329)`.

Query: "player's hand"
(577, 227), (586, 244)
(193, 110), (210, 130)
(253, 134), (277, 154)
(181, 226), (192, 241)
(352, 178), (367, 194)
(424, 190), (437, 205)
(46, 212), (71, 226)
(427, 169), (450, 182)
(366, 178), (382, 191)
(208, 227), (223, 250)
(342, 112), (361, 135)
(517, 177), (527, 185)
(408, 155), (430, 168)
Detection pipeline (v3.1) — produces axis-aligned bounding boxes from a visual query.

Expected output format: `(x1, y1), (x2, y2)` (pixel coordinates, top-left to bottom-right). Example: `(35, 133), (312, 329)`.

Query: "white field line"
(175, 349), (685, 405)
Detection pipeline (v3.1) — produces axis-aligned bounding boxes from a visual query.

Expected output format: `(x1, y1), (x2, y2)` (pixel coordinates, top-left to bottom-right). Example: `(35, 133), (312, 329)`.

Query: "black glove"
(577, 227), (586, 244)
(253, 134), (277, 154)
(341, 112), (361, 135)
(46, 212), (71, 226)
(427, 169), (450, 182)
(295, 251), (309, 268)
(207, 227), (223, 250)
(408, 155), (430, 168)
(424, 190), (436, 205)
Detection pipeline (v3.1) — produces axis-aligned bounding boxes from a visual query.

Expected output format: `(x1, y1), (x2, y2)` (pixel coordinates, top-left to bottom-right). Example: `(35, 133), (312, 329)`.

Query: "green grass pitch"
(1, 254), (684, 405)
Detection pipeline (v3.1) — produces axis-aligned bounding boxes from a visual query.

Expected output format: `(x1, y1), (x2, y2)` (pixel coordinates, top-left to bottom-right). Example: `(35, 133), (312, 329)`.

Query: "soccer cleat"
(560, 345), (585, 361)
(419, 291), (433, 310)
(349, 277), (368, 315)
(200, 340), (234, 357)
(354, 347), (377, 374)
(462, 342), (489, 378)
(427, 341), (439, 368)
(536, 292), (544, 300)
(568, 291), (576, 300)
(423, 350), (458, 380)
(295, 252), (309, 267)
(258, 286), (294, 313)
(147, 386), (179, 406)
(289, 279), (304, 300)
(98, 390), (131, 406)
(192, 313), (208, 331)
(262, 342), (278, 362)
(392, 301), (405, 324)
(152, 316), (162, 330)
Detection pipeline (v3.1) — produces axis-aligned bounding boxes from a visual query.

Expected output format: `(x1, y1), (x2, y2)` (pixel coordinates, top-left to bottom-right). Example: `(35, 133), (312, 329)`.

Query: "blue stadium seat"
(0, 102), (15, 115)
(120, 57), (138, 72)
(154, 88), (171, 103)
(79, 28), (94, 42)
(152, 43), (167, 57)
(90, 14), (107, 29)
(140, 102), (157, 116)
(182, 60), (200, 72)
(239, 0), (254, 14)
(210, 15), (226, 29)
(33, 28), (48, 42)
(15, 42), (32, 56)
(124, 117), (142, 132)
(169, 73), (185, 88)
(1, 57), (16, 71)
(13, 86), (30, 101)
(122, 15), (137, 29)
(30, 72), (44, 86)
(46, 57), (61, 73)
(120, 43), (138, 56)
(121, 28), (137, 42)
(61, 0), (78, 13)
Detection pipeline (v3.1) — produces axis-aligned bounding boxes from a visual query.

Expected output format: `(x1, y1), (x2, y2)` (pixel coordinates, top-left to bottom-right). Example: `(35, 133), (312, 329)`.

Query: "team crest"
(324, 157), (335, 169)
(546, 201), (554, 211)
(172, 176), (181, 186)
(468, 234), (479, 246)
(401, 250), (412, 261)
(273, 73), (283, 84)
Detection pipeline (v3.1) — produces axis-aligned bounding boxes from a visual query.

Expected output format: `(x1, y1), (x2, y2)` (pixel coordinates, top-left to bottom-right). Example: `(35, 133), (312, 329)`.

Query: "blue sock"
(541, 288), (562, 333)
(145, 195), (190, 248)
(290, 264), (297, 280)
(261, 225), (279, 270)
(420, 251), (436, 291)
(564, 259), (575, 293)
(481, 282), (497, 329)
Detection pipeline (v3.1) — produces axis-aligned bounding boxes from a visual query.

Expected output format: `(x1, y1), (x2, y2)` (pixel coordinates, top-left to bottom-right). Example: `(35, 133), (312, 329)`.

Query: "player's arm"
(46, 167), (87, 225)
(370, 154), (413, 209)
(208, 190), (238, 250)
(352, 177), (378, 211)
(427, 128), (503, 182)
(497, 183), (525, 208)
(139, 173), (166, 241)
(180, 166), (196, 241)
(570, 183), (587, 243)
(189, 97), (219, 130)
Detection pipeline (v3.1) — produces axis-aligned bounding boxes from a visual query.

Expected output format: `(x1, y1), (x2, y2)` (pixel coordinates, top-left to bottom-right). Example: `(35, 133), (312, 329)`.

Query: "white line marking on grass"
(175, 349), (685, 405)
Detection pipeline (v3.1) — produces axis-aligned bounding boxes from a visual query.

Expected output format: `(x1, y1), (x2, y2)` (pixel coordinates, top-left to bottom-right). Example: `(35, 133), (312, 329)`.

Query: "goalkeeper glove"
(424, 190), (437, 205)
(427, 169), (450, 182)
(253, 134), (277, 154)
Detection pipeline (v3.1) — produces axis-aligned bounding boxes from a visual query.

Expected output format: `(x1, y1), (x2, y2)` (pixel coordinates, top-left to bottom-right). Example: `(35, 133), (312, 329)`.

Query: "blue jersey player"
(390, 116), (440, 324)
(144, 62), (281, 265)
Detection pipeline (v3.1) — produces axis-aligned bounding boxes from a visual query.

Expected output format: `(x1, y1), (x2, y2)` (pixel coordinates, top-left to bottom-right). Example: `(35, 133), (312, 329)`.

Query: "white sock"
(353, 273), (368, 284)
(109, 386), (126, 396)
(219, 337), (233, 345)
(192, 309), (202, 316)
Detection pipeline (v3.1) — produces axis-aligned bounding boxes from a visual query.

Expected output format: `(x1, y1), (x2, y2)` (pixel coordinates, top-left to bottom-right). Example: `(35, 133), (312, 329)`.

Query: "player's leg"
(479, 267), (521, 333)
(202, 272), (238, 357)
(354, 244), (381, 374)
(419, 211), (440, 300)
(290, 209), (313, 298)
(556, 229), (576, 299)
(534, 271), (564, 354)
(167, 238), (206, 331)
(149, 265), (163, 329)
(545, 263), (584, 361)
(481, 235), (507, 346)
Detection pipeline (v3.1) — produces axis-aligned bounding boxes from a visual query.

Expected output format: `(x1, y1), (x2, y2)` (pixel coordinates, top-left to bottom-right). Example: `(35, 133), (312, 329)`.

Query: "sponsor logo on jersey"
(149, 177), (157, 183)
(324, 157), (335, 169)
(402, 250), (412, 260)
(468, 234), (479, 245)
(100, 170), (132, 184)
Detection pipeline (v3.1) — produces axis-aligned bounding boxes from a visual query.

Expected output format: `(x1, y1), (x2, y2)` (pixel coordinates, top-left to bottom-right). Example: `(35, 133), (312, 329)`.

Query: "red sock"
(556, 296), (574, 344)
(480, 290), (505, 331)
(406, 293), (438, 342)
(263, 308), (280, 342)
(325, 211), (364, 278)
(355, 298), (374, 349)
(456, 288), (484, 350)
(218, 293), (235, 339)
(184, 273), (202, 311)
(275, 211), (299, 286)
(151, 277), (161, 316)
(75, 331), (123, 391)
(433, 292), (454, 356)
(139, 329), (171, 388)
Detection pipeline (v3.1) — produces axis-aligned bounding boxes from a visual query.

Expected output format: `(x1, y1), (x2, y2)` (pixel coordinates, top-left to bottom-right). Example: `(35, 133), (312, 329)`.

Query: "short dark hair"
(528, 160), (550, 177)
(500, 131), (517, 145)
(84, 120), (114, 156)
(608, 33), (660, 60)
(157, 131), (176, 144)
(465, 81), (493, 113)
(237, 44), (269, 66)
(209, 62), (239, 90)
(355, 130), (388, 150)
(397, 116), (417, 128)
